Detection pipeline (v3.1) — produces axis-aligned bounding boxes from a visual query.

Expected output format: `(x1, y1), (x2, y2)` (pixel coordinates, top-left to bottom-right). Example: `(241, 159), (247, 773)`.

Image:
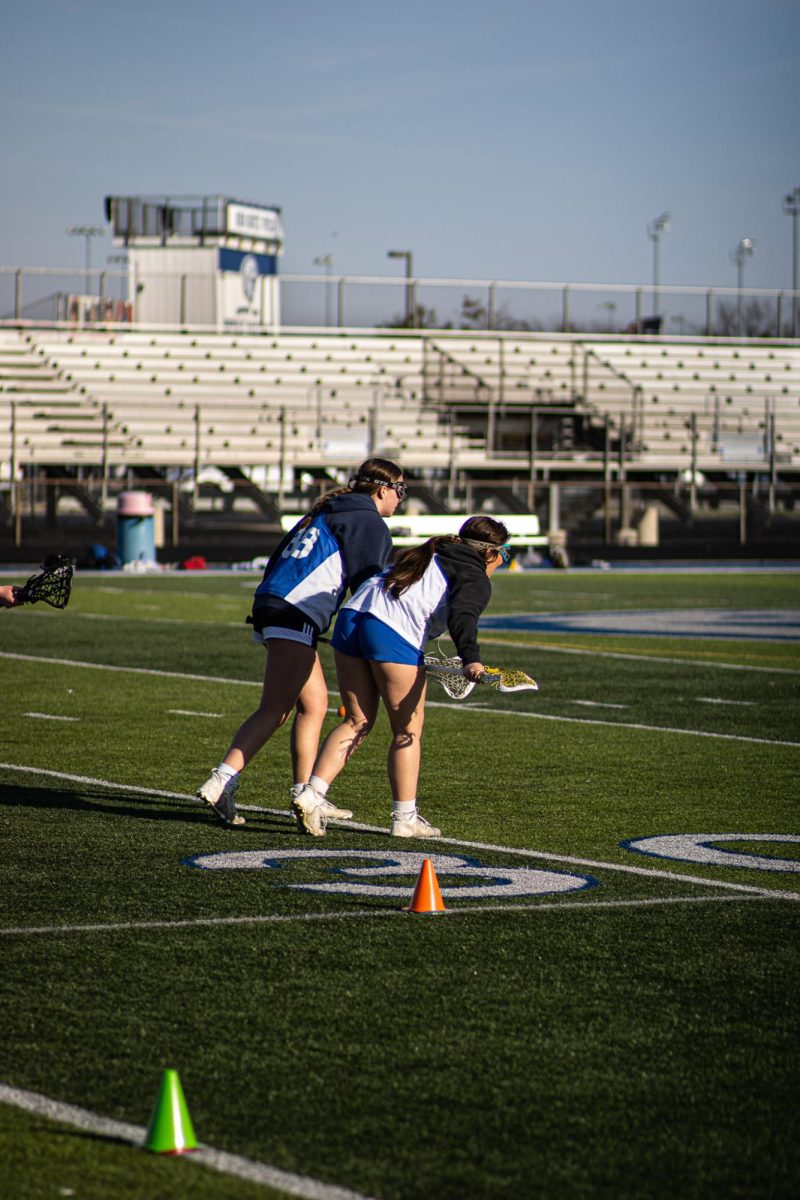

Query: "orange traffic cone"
(143, 1069), (198, 1154)
(406, 858), (446, 914)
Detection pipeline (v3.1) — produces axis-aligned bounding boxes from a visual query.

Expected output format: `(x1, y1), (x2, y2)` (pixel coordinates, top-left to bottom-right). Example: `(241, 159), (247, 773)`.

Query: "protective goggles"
(352, 476), (407, 501)
(463, 538), (512, 563)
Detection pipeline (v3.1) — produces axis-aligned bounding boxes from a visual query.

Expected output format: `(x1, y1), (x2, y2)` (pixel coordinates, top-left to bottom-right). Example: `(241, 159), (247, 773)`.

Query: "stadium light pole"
(731, 237), (755, 336)
(783, 186), (800, 337)
(647, 212), (670, 322)
(387, 249), (414, 327)
(66, 225), (106, 294)
(313, 254), (334, 326)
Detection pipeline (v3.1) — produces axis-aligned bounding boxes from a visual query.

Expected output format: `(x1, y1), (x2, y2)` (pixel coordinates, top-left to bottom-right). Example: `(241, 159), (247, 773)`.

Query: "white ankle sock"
(393, 800), (416, 819)
(309, 775), (329, 797)
(217, 763), (238, 781)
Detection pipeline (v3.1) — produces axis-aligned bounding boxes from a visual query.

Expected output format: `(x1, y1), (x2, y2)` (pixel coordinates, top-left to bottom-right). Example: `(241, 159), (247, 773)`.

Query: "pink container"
(116, 491), (154, 517)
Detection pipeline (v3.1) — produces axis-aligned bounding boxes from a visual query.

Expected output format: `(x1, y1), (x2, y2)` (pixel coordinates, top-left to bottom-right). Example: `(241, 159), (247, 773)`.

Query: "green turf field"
(1, 568), (798, 1199)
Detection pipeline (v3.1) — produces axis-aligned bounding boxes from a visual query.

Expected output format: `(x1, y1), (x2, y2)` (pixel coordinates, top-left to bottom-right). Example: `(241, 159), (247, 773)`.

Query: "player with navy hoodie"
(196, 457), (405, 826)
(291, 515), (510, 839)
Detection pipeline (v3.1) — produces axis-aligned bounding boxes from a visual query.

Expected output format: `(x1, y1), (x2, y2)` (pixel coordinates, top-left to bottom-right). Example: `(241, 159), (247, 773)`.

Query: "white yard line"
(2, 651), (797, 748)
(0, 651), (261, 687)
(22, 712), (80, 722)
(167, 709), (224, 718)
(479, 635), (800, 674)
(0, 1083), (376, 1200)
(424, 700), (800, 749)
(0, 763), (797, 908)
(0, 894), (775, 939)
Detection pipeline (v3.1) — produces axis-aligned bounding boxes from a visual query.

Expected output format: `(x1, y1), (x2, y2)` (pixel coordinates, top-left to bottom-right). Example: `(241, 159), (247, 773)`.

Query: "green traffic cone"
(143, 1068), (198, 1154)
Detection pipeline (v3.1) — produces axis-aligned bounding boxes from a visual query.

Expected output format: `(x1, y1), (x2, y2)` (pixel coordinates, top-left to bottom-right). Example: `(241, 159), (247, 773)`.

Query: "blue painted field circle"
(184, 849), (595, 899)
(623, 832), (800, 873)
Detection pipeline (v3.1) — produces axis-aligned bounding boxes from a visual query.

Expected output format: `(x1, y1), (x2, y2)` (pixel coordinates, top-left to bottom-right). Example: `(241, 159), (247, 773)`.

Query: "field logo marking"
(623, 832), (800, 873)
(183, 848), (596, 899)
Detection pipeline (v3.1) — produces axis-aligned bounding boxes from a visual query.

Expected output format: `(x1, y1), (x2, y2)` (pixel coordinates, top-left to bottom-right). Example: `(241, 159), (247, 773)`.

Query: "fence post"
(101, 404), (109, 509)
(14, 270), (22, 320)
(527, 408), (537, 512)
(278, 406), (286, 501)
(769, 412), (777, 514)
(635, 287), (643, 332)
(561, 285), (570, 333)
(171, 480), (180, 546)
(488, 284), (496, 331)
(193, 405), (201, 507)
(603, 417), (612, 544)
(369, 387), (380, 455)
(447, 413), (457, 508)
(337, 278), (345, 328)
(705, 290), (714, 337)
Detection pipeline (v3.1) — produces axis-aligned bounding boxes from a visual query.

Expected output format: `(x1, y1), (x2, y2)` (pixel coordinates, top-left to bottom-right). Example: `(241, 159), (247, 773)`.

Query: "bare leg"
(310, 650), (380, 785)
(369, 662), (427, 804)
(290, 653), (328, 783)
(222, 640), (317, 773)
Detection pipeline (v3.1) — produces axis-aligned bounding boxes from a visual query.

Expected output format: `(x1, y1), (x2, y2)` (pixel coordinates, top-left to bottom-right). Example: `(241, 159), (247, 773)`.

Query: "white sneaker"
(320, 797), (353, 820)
(390, 809), (441, 839)
(197, 769), (245, 827)
(290, 785), (353, 824)
(290, 784), (327, 837)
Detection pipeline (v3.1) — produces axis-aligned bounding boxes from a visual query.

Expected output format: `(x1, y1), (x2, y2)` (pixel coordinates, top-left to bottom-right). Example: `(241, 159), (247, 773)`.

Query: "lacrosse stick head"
(423, 652), (476, 700)
(482, 667), (539, 693)
(18, 555), (74, 609)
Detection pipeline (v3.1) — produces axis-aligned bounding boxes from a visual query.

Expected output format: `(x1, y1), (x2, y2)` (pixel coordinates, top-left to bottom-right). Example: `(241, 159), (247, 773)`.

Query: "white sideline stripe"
(0, 894), (775, 939)
(167, 709), (224, 718)
(2, 651), (797, 748)
(569, 700), (628, 710)
(425, 700), (800, 748)
(1, 763), (798, 904)
(0, 1083), (375, 1200)
(479, 635), (800, 674)
(697, 697), (756, 706)
(23, 712), (80, 722)
(0, 651), (261, 687)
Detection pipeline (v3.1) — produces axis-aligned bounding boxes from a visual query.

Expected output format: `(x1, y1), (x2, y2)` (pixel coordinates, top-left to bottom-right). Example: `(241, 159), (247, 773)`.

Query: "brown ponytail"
(383, 515), (509, 598)
(299, 456), (403, 529)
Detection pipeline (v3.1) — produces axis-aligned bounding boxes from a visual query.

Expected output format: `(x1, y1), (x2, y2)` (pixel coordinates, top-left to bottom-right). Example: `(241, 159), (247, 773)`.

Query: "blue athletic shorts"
(331, 609), (423, 666)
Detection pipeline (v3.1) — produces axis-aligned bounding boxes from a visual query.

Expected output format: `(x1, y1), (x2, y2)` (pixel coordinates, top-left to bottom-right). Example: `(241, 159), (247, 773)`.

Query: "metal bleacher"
(2, 326), (799, 486)
(581, 339), (800, 467)
(0, 329), (481, 473)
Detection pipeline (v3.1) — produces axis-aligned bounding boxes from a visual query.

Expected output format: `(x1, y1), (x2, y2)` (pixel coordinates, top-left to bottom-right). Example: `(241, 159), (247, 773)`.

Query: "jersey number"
(282, 526), (320, 560)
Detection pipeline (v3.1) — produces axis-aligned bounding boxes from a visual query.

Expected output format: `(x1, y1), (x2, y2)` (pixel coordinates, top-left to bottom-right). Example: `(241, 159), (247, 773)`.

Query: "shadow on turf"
(0, 782), (293, 830)
(0, 784), (399, 847)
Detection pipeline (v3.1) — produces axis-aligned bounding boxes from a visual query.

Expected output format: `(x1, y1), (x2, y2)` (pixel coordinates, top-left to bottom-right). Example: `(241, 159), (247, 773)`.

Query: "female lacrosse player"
(196, 457), (406, 826)
(291, 515), (510, 838)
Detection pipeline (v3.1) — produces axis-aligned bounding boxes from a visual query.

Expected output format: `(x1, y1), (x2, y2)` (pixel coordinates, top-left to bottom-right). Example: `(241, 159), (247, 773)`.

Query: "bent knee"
(345, 714), (375, 737)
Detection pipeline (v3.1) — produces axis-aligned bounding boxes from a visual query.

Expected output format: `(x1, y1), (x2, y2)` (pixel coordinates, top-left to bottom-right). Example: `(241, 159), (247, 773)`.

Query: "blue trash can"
(117, 491), (156, 565)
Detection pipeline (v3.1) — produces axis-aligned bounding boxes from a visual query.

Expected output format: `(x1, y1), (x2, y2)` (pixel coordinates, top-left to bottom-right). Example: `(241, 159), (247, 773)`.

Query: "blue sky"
(1, 0), (798, 294)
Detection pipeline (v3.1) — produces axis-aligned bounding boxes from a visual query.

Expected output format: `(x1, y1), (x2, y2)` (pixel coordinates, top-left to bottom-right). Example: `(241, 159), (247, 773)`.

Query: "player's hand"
(463, 661), (484, 681)
(0, 584), (20, 608)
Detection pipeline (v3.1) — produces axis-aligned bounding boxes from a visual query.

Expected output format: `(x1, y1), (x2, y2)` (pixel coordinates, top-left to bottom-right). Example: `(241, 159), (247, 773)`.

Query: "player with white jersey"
(196, 458), (405, 826)
(291, 515), (510, 839)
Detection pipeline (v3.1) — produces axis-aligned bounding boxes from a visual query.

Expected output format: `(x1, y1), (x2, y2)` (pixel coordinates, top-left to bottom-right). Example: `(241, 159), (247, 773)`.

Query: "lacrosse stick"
(424, 652), (538, 699)
(14, 554), (74, 609)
